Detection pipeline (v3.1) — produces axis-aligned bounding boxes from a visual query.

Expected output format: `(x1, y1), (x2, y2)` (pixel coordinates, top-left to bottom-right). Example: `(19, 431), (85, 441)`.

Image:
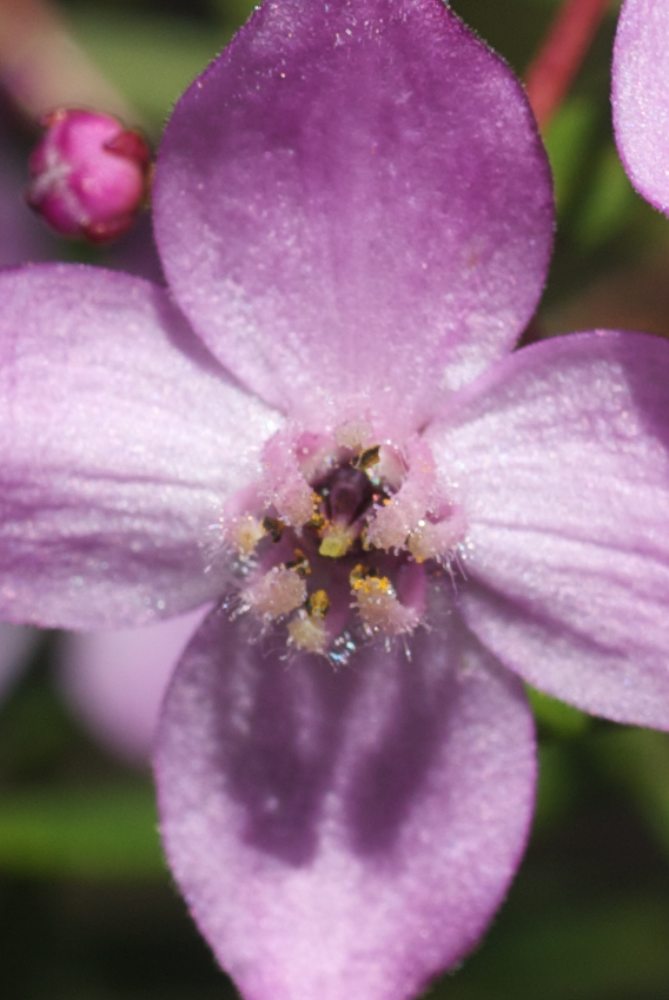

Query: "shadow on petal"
(204, 620), (461, 867)
(216, 641), (357, 864)
(155, 607), (536, 1000)
(344, 630), (456, 858)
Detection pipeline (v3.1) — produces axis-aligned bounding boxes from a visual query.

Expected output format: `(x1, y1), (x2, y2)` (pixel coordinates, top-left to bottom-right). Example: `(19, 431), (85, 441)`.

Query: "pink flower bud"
(26, 108), (151, 243)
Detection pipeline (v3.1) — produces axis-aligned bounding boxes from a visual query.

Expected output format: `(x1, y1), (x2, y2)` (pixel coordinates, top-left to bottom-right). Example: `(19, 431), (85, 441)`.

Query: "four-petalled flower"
(1, 2), (669, 998)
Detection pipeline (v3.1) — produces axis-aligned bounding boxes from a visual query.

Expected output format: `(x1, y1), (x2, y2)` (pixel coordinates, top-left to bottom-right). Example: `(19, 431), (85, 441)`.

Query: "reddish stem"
(525, 0), (611, 130)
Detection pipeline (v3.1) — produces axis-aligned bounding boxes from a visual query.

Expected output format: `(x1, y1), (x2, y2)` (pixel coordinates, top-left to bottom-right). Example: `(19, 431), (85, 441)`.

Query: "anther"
(241, 565), (307, 620)
(319, 523), (356, 559)
(307, 589), (330, 618)
(351, 570), (420, 636)
(287, 612), (329, 655)
(407, 511), (467, 563)
(229, 514), (266, 556)
(307, 502), (326, 531)
(355, 445), (381, 471)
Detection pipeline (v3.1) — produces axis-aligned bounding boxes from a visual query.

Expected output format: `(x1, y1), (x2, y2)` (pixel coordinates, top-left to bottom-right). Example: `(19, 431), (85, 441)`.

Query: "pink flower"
(0, 615), (202, 765)
(26, 108), (150, 243)
(612, 0), (669, 213)
(1, 1), (669, 997)
(58, 609), (206, 764)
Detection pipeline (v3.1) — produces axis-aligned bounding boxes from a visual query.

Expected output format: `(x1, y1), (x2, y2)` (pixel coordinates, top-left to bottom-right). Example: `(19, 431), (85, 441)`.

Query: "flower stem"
(525, 0), (611, 130)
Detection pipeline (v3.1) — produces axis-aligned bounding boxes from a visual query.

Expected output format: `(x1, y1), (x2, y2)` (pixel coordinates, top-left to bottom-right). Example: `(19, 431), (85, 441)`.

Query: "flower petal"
(58, 607), (208, 764)
(613, 0), (669, 213)
(0, 265), (280, 629)
(155, 0), (553, 431)
(428, 332), (669, 728)
(155, 610), (536, 1000)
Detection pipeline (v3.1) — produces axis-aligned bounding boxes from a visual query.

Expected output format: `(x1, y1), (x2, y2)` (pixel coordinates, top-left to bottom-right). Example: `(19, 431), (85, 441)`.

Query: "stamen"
(307, 589), (330, 618)
(288, 612), (329, 655)
(286, 587), (331, 655)
(365, 500), (412, 551)
(262, 430), (315, 528)
(407, 511), (467, 563)
(306, 500), (326, 531)
(229, 514), (265, 556)
(365, 439), (437, 551)
(351, 570), (420, 636)
(241, 565), (307, 620)
(228, 420), (466, 656)
(349, 563), (368, 586)
(351, 572), (392, 598)
(355, 445), (381, 471)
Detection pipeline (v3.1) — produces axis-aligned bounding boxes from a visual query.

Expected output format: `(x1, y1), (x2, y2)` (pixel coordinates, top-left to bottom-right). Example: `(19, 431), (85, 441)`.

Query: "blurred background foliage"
(3, 0), (669, 997)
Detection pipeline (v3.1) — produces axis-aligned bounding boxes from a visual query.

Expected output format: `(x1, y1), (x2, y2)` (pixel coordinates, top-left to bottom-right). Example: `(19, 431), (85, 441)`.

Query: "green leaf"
(527, 685), (590, 740)
(591, 727), (669, 857)
(0, 782), (165, 879)
(544, 97), (599, 213)
(64, 6), (226, 129)
(449, 897), (669, 1000)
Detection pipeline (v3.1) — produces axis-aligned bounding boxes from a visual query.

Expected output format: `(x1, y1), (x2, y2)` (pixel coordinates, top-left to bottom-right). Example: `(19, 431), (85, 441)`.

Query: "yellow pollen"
(305, 491), (326, 531)
(308, 510), (326, 530)
(351, 572), (418, 635)
(319, 523), (355, 558)
(308, 589), (330, 618)
(351, 573), (392, 597)
(359, 529), (372, 552)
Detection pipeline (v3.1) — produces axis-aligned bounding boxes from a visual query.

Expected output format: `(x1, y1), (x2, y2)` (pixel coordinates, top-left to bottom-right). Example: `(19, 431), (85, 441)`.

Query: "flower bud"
(26, 108), (151, 243)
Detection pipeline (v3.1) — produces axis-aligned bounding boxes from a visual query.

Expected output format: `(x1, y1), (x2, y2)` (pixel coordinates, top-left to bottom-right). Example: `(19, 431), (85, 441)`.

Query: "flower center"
(224, 421), (466, 663)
